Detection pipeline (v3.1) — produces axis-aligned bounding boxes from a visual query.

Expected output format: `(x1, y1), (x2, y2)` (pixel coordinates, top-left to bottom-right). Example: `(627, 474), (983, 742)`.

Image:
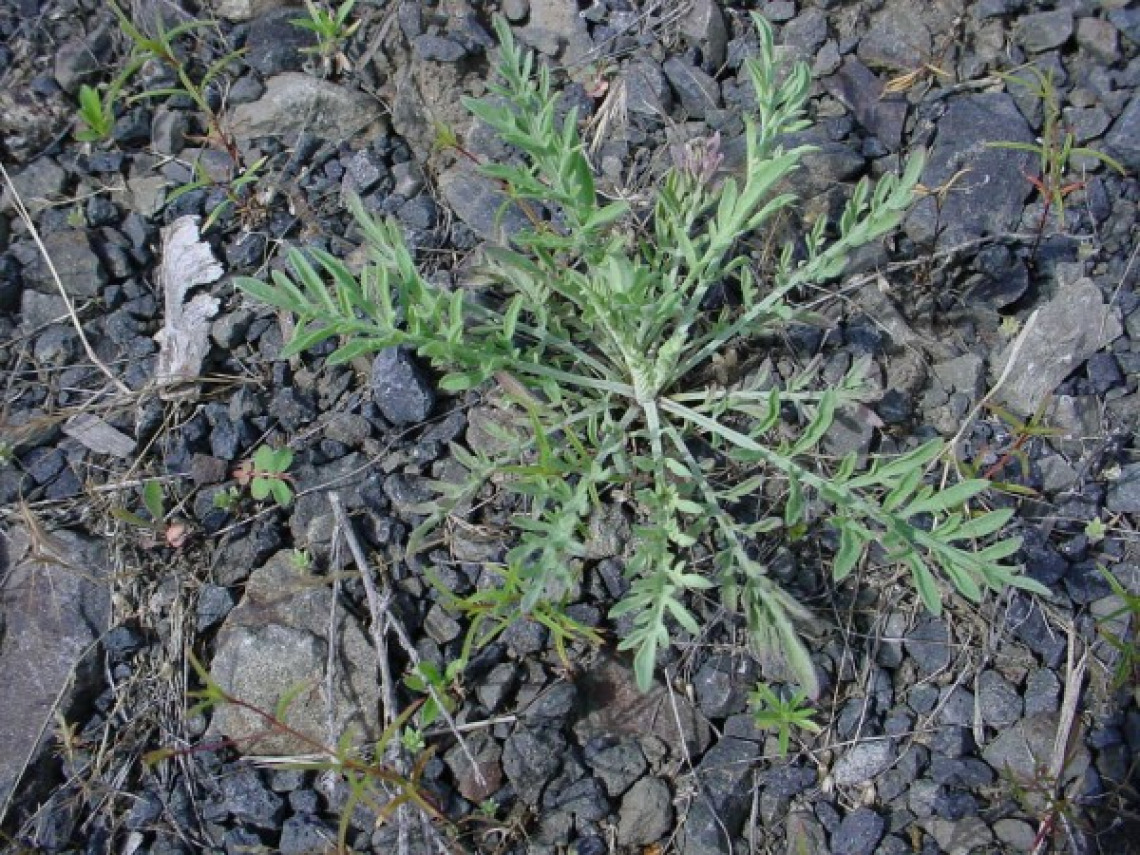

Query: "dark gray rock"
(444, 732), (503, 803)
(823, 57), (907, 151)
(279, 814), (335, 854)
(1107, 463), (1140, 513)
(475, 662), (519, 711)
(663, 58), (721, 120)
(904, 94), (1035, 249)
(22, 230), (105, 297)
(977, 670), (1023, 729)
(1006, 594), (1066, 666)
(622, 62), (673, 117)
(618, 777), (673, 847)
(930, 756), (995, 788)
(502, 725), (566, 805)
(584, 738), (647, 797)
(832, 739), (896, 786)
(246, 8), (316, 75)
(370, 347), (434, 426)
(1087, 352), (1125, 394)
(693, 654), (752, 718)
(1024, 668), (1061, 716)
(437, 165), (531, 242)
(832, 808), (885, 855)
(414, 35), (467, 62)
(196, 584), (237, 633)
(220, 768), (284, 830)
(1105, 92), (1140, 171)
(679, 0), (727, 68)
(54, 24), (112, 93)
(523, 682), (578, 723)
(905, 617), (951, 677)
(679, 737), (760, 855)
(1016, 10), (1074, 52)
(1063, 560), (1112, 603)
(0, 527), (109, 808)
(547, 775), (609, 822)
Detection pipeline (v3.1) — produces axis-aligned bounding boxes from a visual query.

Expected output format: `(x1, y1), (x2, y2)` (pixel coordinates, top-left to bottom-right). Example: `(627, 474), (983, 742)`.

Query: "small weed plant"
(988, 64), (1126, 257)
(291, 0), (360, 74)
(748, 683), (821, 756)
(238, 15), (1046, 694)
(233, 445), (295, 507)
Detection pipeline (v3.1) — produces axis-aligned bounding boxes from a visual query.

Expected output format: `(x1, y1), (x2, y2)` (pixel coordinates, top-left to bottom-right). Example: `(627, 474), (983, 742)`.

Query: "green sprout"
(291, 0), (360, 67)
(749, 683), (822, 756)
(235, 446), (295, 507)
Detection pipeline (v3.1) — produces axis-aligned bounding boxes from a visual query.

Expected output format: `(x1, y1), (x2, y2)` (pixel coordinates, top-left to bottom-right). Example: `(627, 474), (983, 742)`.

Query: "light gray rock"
(0, 526), (109, 808)
(993, 278), (1123, 416)
(832, 739), (896, 786)
(210, 0), (292, 21)
(981, 713), (1091, 811)
(517, 0), (593, 66)
(207, 551), (382, 755)
(229, 73), (381, 142)
(663, 58), (721, 119)
(858, 2), (930, 70)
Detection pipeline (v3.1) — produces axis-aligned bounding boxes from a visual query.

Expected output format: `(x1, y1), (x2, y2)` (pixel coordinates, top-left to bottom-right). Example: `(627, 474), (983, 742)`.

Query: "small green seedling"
(111, 480), (190, 548)
(234, 446), (295, 507)
(75, 84), (117, 143)
(1095, 566), (1140, 695)
(404, 659), (463, 732)
(291, 0), (359, 74)
(1083, 516), (1107, 545)
(749, 683), (822, 757)
(212, 485), (241, 512)
(988, 64), (1127, 260)
(165, 155), (269, 233)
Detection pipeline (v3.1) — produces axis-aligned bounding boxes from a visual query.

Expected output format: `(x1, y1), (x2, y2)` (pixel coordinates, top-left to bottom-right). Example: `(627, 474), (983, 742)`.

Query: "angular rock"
(1105, 92), (1140, 172)
(981, 713), (1091, 811)
(679, 737), (761, 855)
(1107, 463), (1140, 514)
(823, 57), (907, 151)
(245, 8), (317, 75)
(54, 24), (112, 93)
(575, 653), (711, 758)
(230, 73), (381, 142)
(0, 526), (109, 808)
(833, 808), (886, 855)
(518, 0), (593, 66)
(437, 165), (531, 243)
(207, 551), (382, 754)
(618, 777), (673, 847)
(993, 278), (1122, 416)
(622, 62), (672, 117)
(977, 670), (1023, 729)
(21, 230), (105, 298)
(1016, 10), (1074, 53)
(414, 35), (467, 62)
(906, 617), (952, 677)
(370, 347), (435, 426)
(502, 725), (565, 805)
(905, 94), (1035, 249)
(210, 0), (291, 21)
(444, 733), (503, 803)
(680, 0), (727, 68)
(832, 739), (896, 786)
(663, 58), (720, 119)
(858, 2), (930, 70)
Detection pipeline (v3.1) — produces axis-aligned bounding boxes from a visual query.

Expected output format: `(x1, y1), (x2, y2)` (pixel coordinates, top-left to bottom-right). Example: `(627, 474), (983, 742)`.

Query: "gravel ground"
(0, 0), (1138, 853)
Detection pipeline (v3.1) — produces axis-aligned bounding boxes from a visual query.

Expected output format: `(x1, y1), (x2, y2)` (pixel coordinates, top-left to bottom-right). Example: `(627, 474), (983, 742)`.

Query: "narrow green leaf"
(832, 522), (862, 581)
(143, 480), (165, 522)
(791, 390), (836, 456)
(903, 479), (990, 517)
